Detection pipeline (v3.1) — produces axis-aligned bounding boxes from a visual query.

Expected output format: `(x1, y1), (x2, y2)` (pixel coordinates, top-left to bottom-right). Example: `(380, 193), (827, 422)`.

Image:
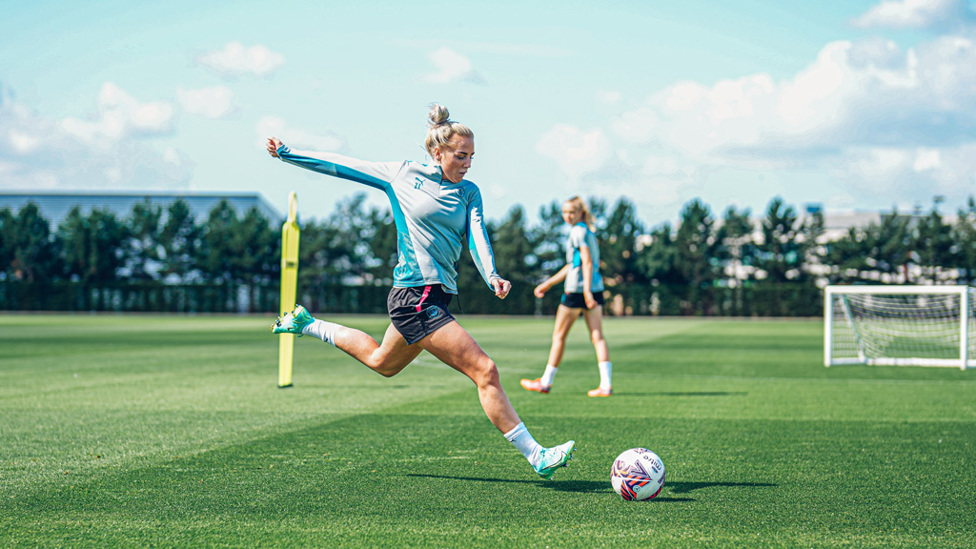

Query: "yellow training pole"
(278, 192), (300, 388)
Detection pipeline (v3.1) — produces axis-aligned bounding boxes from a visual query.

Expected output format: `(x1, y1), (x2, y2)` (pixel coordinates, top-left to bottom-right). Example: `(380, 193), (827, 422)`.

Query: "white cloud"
(418, 47), (485, 84)
(596, 90), (622, 105)
(196, 42), (285, 80)
(852, 0), (974, 30)
(913, 148), (942, 171)
(256, 116), (346, 152)
(585, 29), (976, 221)
(635, 35), (976, 156)
(839, 144), (976, 189)
(60, 82), (175, 145)
(177, 86), (238, 119)
(611, 107), (660, 143)
(0, 85), (191, 191)
(535, 124), (612, 180)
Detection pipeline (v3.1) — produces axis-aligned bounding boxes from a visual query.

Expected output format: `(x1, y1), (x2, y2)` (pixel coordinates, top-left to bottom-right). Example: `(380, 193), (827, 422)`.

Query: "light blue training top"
(277, 145), (500, 294)
(564, 222), (604, 294)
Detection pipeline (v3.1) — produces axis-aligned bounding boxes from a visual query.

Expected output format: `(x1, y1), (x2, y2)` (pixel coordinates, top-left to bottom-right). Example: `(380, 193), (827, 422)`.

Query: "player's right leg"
(272, 304), (315, 335)
(521, 305), (580, 393)
(334, 323), (422, 377)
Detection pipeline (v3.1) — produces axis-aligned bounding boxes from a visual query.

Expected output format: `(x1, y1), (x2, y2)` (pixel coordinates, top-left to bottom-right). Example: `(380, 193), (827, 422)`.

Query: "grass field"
(2, 313), (975, 548)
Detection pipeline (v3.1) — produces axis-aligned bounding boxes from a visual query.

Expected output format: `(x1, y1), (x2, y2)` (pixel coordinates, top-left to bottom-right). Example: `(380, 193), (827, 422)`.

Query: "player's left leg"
(419, 320), (575, 478)
(582, 306), (612, 397)
(420, 320), (519, 432)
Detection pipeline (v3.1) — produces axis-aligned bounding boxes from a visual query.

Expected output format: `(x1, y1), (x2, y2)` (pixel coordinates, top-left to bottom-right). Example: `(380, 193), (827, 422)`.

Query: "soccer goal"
(824, 285), (976, 370)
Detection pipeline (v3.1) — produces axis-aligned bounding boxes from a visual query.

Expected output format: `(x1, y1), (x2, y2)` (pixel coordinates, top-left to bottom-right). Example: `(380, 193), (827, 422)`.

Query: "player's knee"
(375, 365), (401, 378)
(472, 357), (501, 387)
(370, 355), (407, 377)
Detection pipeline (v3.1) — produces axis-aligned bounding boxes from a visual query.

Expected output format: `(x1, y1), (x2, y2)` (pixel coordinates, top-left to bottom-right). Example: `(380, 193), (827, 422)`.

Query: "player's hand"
(584, 290), (598, 310)
(533, 284), (547, 299)
(492, 278), (512, 300)
(267, 137), (283, 158)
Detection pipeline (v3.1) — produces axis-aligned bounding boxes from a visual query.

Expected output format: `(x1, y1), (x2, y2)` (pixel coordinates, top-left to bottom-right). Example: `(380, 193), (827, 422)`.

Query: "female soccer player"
(520, 196), (613, 397)
(266, 104), (575, 479)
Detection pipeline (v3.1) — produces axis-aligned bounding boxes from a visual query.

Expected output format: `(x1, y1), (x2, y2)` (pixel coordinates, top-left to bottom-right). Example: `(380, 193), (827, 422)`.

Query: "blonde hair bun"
(428, 104), (451, 126)
(424, 103), (473, 157)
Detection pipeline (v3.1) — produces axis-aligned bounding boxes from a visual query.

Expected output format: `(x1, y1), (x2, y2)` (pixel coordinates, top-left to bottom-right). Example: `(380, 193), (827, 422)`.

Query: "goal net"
(824, 285), (975, 370)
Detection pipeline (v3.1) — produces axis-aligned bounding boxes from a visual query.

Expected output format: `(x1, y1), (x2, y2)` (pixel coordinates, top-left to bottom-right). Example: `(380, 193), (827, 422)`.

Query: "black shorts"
(388, 285), (456, 345)
(560, 291), (606, 309)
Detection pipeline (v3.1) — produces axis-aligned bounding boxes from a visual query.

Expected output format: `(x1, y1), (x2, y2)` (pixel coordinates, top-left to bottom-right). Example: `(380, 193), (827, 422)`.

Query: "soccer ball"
(610, 448), (665, 501)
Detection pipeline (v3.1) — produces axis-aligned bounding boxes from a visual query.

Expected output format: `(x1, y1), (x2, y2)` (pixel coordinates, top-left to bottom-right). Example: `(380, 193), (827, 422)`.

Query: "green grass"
(2, 314), (975, 548)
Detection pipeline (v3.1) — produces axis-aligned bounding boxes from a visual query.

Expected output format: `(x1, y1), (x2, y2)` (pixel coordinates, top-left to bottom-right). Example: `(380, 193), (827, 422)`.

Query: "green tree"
(951, 197), (976, 284)
(531, 201), (566, 279)
(601, 198), (646, 287)
(232, 208), (278, 285)
(871, 212), (912, 283)
(365, 207), (397, 286)
(0, 207), (16, 276)
(158, 199), (201, 283)
(5, 202), (60, 282)
(824, 226), (872, 284)
(674, 199), (718, 314)
(124, 199), (163, 280)
(196, 200), (239, 283)
(755, 197), (808, 283)
(57, 207), (127, 284)
(913, 204), (953, 283)
(714, 205), (755, 286)
(491, 205), (535, 282)
(636, 222), (683, 315)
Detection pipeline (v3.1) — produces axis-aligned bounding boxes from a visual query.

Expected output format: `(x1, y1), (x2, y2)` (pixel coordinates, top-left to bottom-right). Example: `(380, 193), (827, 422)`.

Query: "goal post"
(824, 285), (974, 370)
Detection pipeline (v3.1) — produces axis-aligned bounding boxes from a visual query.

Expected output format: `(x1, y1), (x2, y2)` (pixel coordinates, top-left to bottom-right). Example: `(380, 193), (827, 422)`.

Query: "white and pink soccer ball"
(610, 448), (666, 501)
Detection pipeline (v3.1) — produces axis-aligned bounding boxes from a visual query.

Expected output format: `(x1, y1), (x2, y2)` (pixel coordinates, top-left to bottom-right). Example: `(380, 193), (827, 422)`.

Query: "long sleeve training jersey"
(277, 146), (500, 294)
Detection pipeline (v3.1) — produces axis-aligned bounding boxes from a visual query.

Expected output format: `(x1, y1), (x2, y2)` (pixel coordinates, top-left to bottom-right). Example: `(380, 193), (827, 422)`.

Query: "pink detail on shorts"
(416, 285), (432, 313)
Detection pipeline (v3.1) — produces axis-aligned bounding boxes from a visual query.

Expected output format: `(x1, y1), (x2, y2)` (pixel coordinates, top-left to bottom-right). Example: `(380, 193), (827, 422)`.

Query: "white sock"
(503, 422), (542, 467)
(540, 364), (558, 387)
(302, 319), (340, 346)
(598, 361), (612, 389)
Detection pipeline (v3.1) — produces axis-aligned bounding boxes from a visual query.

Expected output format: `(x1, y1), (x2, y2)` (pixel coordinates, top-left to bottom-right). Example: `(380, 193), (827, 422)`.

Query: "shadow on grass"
(668, 481), (777, 494)
(612, 391), (749, 397)
(407, 475), (775, 499)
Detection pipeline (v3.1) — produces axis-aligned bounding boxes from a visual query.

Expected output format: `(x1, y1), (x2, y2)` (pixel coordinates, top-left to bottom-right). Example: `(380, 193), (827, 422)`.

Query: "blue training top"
(276, 145), (500, 294)
(564, 222), (604, 294)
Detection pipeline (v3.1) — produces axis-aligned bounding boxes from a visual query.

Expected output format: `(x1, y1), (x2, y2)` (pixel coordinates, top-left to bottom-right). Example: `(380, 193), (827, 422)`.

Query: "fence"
(0, 280), (823, 317)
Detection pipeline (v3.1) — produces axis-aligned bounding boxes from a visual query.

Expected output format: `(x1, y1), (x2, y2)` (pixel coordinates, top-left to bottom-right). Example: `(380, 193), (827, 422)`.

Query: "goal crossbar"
(824, 285), (973, 370)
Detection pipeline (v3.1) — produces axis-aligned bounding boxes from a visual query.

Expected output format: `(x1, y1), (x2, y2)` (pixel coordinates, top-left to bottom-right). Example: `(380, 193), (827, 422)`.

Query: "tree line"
(1, 194), (974, 315)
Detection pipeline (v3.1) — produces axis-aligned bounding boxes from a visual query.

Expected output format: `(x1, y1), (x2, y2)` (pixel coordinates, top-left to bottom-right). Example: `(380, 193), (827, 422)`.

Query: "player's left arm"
(465, 186), (510, 299)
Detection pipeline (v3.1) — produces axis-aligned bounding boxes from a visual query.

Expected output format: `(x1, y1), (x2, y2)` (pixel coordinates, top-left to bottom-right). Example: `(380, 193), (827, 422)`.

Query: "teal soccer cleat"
(272, 304), (314, 336)
(534, 440), (576, 480)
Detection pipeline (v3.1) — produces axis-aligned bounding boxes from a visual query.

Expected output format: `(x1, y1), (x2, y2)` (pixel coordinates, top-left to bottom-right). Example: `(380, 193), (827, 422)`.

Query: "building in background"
(0, 191), (282, 227)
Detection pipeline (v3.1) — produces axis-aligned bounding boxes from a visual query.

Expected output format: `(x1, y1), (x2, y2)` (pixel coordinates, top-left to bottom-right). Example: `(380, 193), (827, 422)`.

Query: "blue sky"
(2, 0), (975, 227)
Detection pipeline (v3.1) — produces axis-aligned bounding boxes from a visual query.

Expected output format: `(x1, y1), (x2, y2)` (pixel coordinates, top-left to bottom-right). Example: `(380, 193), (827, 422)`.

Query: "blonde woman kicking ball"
(267, 104), (575, 479)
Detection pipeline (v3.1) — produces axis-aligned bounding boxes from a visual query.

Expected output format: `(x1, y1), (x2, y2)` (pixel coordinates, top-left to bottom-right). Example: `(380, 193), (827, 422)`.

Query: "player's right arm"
(266, 137), (400, 191)
(534, 265), (570, 298)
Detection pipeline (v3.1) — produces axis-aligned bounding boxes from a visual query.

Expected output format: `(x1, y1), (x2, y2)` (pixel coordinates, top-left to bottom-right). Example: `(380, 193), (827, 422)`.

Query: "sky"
(2, 0), (976, 228)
